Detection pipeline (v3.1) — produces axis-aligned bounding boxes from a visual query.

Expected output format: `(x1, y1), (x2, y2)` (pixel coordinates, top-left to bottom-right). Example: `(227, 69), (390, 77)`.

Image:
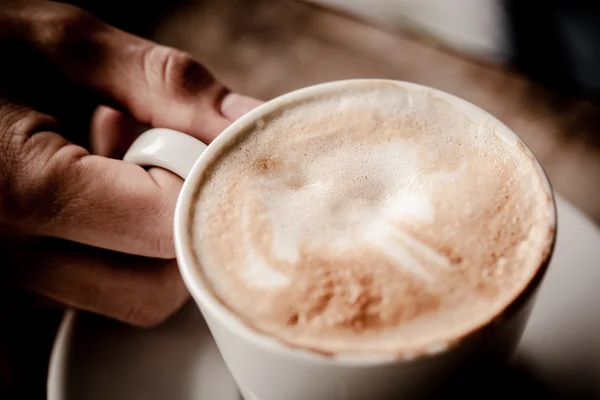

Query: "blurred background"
(65, 0), (600, 226)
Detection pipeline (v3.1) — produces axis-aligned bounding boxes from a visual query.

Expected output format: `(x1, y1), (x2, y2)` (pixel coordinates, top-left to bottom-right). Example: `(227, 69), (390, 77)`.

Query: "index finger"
(3, 1), (233, 142)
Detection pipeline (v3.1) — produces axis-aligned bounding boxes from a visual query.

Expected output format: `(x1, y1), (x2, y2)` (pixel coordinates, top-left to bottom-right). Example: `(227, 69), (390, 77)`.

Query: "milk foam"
(190, 82), (554, 355)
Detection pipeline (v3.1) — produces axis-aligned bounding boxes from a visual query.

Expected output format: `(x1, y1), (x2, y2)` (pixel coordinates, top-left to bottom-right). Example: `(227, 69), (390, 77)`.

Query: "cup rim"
(173, 79), (558, 366)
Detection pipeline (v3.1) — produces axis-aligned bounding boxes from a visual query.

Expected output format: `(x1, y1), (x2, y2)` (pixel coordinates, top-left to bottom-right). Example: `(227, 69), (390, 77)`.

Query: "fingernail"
(220, 93), (263, 121)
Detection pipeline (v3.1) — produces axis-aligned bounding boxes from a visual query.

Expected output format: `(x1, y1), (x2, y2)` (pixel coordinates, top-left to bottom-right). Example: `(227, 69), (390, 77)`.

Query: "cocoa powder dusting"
(273, 254), (441, 334)
(256, 156), (278, 173)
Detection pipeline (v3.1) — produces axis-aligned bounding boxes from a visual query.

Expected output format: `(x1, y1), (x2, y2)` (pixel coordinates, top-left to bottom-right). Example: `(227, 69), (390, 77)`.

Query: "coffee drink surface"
(188, 82), (554, 356)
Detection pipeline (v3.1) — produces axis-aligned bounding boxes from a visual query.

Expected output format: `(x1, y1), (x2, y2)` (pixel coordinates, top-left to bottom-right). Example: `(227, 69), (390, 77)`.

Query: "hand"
(0, 1), (262, 326)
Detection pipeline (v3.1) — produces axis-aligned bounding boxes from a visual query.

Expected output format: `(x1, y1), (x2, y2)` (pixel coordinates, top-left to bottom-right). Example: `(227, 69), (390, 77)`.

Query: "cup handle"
(123, 128), (208, 179)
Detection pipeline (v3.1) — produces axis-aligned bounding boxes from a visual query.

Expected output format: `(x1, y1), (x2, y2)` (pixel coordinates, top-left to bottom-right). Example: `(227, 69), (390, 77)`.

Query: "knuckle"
(7, 137), (85, 229)
(143, 46), (215, 98)
(0, 103), (59, 226)
(1, 2), (98, 56)
(33, 3), (100, 50)
(0, 103), (57, 139)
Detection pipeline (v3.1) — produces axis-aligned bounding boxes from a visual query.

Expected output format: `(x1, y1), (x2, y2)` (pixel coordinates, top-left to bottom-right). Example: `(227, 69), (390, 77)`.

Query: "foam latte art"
(189, 82), (555, 356)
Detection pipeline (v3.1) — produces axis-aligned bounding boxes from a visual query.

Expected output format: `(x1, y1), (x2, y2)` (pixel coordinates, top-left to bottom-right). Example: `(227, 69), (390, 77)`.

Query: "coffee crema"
(189, 82), (554, 356)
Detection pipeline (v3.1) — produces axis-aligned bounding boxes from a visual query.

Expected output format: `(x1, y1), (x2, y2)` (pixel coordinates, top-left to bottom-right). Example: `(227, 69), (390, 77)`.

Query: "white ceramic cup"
(123, 79), (556, 400)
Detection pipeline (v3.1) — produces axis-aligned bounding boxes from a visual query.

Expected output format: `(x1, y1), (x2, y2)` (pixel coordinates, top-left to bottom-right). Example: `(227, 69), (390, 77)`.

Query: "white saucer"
(47, 195), (600, 400)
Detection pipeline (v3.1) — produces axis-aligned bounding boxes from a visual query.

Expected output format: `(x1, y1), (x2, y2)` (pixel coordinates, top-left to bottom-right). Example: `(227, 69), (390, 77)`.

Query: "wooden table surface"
(3, 0), (600, 398)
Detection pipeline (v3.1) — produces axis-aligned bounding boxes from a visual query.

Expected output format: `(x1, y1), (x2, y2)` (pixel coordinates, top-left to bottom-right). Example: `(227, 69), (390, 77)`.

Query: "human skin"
(0, 0), (262, 327)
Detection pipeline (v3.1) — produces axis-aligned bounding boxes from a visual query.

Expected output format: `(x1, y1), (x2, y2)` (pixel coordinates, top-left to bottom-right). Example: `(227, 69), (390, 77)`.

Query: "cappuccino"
(188, 82), (554, 356)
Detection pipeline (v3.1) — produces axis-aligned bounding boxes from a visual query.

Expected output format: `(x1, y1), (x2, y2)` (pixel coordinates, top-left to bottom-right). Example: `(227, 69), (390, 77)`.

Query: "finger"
(220, 93), (265, 121)
(90, 93), (264, 159)
(90, 106), (140, 158)
(6, 106), (184, 257)
(4, 2), (261, 142)
(6, 238), (189, 328)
